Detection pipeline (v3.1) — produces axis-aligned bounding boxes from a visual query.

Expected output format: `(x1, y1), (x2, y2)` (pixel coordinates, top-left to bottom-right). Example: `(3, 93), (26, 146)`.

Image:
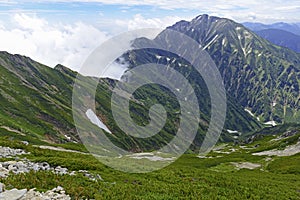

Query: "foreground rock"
(0, 184), (70, 200)
(0, 146), (103, 181)
(0, 146), (28, 158)
(21, 186), (71, 200)
(0, 188), (27, 200)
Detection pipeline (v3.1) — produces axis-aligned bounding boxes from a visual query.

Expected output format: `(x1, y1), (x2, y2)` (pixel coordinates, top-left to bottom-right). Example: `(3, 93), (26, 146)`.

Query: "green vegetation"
(0, 50), (262, 152)
(129, 14), (300, 123)
(0, 130), (300, 199)
(0, 14), (300, 199)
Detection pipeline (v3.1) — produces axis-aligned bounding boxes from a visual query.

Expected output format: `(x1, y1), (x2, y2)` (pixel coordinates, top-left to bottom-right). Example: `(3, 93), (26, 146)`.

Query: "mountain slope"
(2, 14), (299, 152)
(254, 29), (300, 53)
(0, 52), (78, 143)
(128, 15), (300, 124)
(244, 22), (300, 36)
(0, 47), (261, 151)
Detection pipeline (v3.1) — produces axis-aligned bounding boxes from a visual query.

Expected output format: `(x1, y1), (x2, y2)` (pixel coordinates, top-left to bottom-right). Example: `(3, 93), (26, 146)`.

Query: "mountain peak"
(144, 15), (300, 123)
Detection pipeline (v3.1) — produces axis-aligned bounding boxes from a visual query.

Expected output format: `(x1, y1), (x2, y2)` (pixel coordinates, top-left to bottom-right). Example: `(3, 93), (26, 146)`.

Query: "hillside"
(255, 29), (300, 53)
(127, 14), (300, 124)
(0, 50), (261, 152)
(0, 14), (300, 199)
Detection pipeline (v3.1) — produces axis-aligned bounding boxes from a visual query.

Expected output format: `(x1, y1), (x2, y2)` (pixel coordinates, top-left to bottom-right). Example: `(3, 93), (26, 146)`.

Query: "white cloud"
(116, 14), (190, 31)
(0, 13), (183, 79)
(0, 13), (108, 71)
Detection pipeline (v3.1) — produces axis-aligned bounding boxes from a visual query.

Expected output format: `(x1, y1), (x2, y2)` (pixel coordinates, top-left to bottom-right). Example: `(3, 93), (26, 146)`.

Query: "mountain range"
(243, 22), (300, 35)
(0, 14), (299, 152)
(128, 15), (300, 124)
(254, 29), (300, 53)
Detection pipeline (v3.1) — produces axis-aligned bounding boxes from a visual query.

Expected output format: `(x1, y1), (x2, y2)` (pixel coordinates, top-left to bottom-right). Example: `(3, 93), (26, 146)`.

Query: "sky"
(0, 0), (299, 73)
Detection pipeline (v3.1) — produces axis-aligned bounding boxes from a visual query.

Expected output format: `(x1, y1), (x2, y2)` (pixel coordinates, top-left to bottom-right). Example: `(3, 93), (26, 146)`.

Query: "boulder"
(0, 188), (27, 200)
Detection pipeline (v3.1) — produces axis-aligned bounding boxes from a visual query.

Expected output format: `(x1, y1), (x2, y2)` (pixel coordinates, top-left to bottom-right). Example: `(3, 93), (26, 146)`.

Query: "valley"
(0, 13), (299, 199)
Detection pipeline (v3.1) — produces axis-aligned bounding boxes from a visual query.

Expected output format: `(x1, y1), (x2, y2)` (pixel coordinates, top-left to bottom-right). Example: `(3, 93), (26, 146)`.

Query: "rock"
(21, 141), (29, 146)
(39, 162), (50, 171)
(0, 188), (27, 200)
(52, 186), (64, 192)
(54, 166), (68, 175)
(20, 187), (71, 200)
(0, 183), (5, 193)
(32, 164), (39, 171)
(19, 189), (42, 200)
(0, 147), (27, 158)
(0, 167), (9, 178)
(96, 174), (103, 181)
(69, 171), (76, 176)
(8, 164), (17, 171)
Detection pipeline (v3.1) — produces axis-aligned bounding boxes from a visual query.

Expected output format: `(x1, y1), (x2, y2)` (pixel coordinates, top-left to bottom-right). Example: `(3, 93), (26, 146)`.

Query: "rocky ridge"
(0, 145), (103, 199)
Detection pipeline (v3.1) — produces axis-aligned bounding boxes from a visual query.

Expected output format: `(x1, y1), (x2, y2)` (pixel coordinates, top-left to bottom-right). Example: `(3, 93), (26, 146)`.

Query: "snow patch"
(244, 108), (254, 117)
(86, 109), (112, 134)
(264, 121), (277, 126)
(64, 135), (71, 141)
(222, 38), (226, 46)
(227, 129), (239, 134)
(203, 34), (218, 50)
(155, 55), (162, 59)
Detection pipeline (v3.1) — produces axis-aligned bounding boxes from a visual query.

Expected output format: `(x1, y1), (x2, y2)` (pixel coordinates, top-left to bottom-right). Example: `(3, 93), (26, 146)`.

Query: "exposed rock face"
(20, 186), (71, 200)
(0, 146), (103, 181)
(0, 184), (71, 200)
(0, 146), (28, 158)
(0, 145), (104, 199)
(0, 188), (27, 200)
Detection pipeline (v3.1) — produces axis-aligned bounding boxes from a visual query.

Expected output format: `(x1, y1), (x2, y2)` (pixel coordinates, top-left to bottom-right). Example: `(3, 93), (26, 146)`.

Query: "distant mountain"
(244, 22), (300, 36)
(255, 29), (300, 53)
(244, 22), (300, 52)
(128, 15), (300, 124)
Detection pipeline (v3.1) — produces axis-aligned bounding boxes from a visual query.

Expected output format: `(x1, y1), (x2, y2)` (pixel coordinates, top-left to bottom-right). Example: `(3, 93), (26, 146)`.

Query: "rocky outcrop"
(0, 146), (28, 158)
(0, 145), (103, 200)
(0, 184), (71, 200)
(0, 146), (103, 181)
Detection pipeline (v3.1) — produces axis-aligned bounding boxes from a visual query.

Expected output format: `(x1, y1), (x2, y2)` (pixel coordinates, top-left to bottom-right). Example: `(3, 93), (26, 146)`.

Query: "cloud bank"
(0, 13), (108, 71)
(0, 13), (185, 75)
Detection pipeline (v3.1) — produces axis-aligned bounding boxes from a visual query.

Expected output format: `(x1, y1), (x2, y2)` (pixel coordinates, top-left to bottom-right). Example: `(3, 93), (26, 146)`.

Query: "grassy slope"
(1, 126), (300, 199)
(0, 51), (261, 151)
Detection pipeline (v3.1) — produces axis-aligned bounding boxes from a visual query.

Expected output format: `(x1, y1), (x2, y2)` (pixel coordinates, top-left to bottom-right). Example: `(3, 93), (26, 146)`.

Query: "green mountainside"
(0, 52), (77, 143)
(127, 14), (300, 124)
(0, 14), (300, 199)
(0, 49), (260, 151)
(0, 14), (299, 150)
